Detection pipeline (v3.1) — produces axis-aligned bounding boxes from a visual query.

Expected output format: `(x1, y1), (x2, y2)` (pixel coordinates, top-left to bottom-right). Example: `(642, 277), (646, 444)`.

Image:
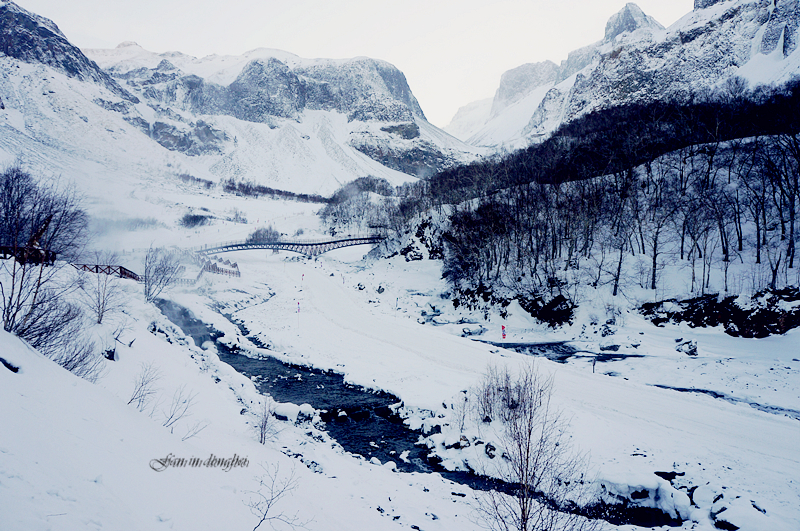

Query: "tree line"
(319, 79), (800, 314)
(425, 76), (800, 206)
(440, 134), (799, 307)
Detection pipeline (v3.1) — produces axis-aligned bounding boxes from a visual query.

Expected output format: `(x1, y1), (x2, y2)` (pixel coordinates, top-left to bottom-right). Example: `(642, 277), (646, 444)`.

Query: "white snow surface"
(3, 206), (799, 530)
(466, 83), (554, 150)
(442, 97), (492, 141)
(0, 56), (420, 201)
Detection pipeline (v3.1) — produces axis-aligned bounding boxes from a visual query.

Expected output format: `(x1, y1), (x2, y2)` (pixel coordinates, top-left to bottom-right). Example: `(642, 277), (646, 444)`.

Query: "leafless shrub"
(77, 251), (127, 324)
(128, 362), (161, 412)
(245, 463), (306, 531)
(229, 208), (248, 224)
(16, 296), (83, 355)
(451, 390), (469, 433)
(49, 336), (105, 383)
(474, 363), (599, 531)
(23, 298), (106, 382)
(162, 385), (197, 429)
(472, 363), (503, 423)
(142, 246), (184, 302)
(255, 399), (281, 444)
(182, 420), (209, 441)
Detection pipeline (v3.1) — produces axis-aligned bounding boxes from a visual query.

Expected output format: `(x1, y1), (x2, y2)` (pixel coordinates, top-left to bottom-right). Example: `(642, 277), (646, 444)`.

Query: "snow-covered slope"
(0, 1), (479, 203)
(83, 41), (480, 180)
(442, 97), (492, 141)
(0, 290), (493, 531)
(0, 0), (134, 101)
(455, 0), (800, 150)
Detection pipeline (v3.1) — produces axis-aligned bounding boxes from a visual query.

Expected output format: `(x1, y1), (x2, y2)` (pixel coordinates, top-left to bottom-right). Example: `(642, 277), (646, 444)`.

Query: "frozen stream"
(156, 299), (685, 528)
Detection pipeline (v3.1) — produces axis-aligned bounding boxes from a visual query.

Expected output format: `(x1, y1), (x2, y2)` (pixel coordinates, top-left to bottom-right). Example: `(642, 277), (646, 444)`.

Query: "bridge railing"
(192, 235), (385, 253)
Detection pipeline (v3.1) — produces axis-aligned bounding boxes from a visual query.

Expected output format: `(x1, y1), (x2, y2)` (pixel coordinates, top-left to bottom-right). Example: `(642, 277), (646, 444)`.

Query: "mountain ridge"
(0, 0), (478, 205)
(447, 0), (800, 150)
(0, 0), (136, 102)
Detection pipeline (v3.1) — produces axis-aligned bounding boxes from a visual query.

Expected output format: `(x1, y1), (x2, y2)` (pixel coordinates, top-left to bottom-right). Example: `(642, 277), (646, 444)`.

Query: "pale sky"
(16, 0), (694, 127)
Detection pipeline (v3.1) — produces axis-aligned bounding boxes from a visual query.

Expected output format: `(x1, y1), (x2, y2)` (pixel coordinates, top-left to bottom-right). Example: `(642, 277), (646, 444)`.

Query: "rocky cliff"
(0, 0), (135, 102)
(454, 0), (800, 150)
(87, 43), (472, 174)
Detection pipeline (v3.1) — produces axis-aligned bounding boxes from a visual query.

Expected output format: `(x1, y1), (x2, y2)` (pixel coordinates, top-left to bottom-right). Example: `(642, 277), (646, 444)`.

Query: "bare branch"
(245, 463), (307, 531)
(474, 363), (599, 531)
(255, 399), (282, 444)
(162, 385), (197, 429)
(128, 362), (161, 412)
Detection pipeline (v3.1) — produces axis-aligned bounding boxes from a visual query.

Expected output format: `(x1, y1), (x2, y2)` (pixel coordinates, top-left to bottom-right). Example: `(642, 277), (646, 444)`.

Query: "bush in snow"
(473, 363), (598, 531)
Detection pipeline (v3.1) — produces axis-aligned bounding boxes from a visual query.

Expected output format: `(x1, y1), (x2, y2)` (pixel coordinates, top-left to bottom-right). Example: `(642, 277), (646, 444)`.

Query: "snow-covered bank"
(167, 249), (800, 531)
(0, 289), (500, 531)
(3, 243), (799, 530)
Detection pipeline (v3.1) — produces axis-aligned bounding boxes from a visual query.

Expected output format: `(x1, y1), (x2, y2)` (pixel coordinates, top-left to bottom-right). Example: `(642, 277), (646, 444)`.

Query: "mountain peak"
(694, 0), (726, 9)
(0, 1), (137, 101)
(490, 61), (558, 118)
(604, 3), (663, 42)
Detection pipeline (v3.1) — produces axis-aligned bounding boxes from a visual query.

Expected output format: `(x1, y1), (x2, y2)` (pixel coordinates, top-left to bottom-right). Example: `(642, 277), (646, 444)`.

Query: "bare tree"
(1, 166), (88, 351)
(142, 246), (183, 302)
(246, 226), (281, 244)
(161, 385), (197, 429)
(255, 399), (281, 444)
(474, 363), (598, 531)
(77, 251), (126, 324)
(246, 463), (306, 531)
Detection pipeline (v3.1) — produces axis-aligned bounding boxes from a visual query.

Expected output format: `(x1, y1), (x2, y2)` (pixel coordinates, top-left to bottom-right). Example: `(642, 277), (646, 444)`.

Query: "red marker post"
(502, 325), (506, 340)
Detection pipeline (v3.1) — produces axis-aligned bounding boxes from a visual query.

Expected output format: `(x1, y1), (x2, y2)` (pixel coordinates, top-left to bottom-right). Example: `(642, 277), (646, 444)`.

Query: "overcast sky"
(17, 0), (694, 127)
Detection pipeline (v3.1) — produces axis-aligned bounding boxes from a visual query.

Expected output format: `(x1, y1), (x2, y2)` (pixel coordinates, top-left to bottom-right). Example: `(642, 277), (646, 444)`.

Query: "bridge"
(195, 235), (385, 257)
(71, 263), (141, 281)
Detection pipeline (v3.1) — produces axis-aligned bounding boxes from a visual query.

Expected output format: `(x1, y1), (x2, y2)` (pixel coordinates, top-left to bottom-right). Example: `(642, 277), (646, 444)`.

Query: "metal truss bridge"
(196, 235), (385, 257)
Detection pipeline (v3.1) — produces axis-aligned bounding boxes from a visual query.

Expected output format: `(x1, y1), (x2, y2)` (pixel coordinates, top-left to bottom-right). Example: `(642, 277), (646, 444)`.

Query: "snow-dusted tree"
(474, 363), (598, 531)
(77, 251), (126, 324)
(142, 246), (183, 303)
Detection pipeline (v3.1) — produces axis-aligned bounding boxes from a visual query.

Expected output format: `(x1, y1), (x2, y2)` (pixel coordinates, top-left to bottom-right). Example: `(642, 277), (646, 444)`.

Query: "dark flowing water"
(155, 299), (431, 472)
(155, 299), (683, 528)
(477, 340), (645, 363)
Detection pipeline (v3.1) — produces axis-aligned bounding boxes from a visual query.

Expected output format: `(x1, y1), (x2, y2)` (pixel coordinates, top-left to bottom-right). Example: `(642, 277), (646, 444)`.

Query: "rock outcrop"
(0, 0), (136, 102)
(459, 1), (800, 149)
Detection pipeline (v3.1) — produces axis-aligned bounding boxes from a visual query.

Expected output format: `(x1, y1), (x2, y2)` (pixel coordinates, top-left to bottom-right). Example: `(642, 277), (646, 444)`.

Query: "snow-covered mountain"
(449, 0), (800, 151)
(0, 1), (478, 202)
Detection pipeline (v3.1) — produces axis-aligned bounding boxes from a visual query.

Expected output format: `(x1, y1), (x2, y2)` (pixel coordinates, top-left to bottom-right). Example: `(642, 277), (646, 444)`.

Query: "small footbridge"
(196, 235), (385, 258)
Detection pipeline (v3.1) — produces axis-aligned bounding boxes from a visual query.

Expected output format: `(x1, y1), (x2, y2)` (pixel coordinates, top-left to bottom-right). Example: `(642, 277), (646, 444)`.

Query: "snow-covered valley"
(2, 0), (800, 530)
(3, 216), (799, 530)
